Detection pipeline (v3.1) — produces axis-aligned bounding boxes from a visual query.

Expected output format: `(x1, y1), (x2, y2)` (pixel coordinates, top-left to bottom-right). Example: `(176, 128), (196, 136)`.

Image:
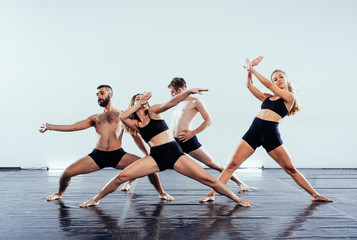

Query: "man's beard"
(98, 95), (110, 107)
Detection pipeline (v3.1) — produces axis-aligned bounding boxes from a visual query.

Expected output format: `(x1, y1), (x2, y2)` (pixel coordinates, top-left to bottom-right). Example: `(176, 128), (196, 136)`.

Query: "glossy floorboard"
(0, 168), (356, 239)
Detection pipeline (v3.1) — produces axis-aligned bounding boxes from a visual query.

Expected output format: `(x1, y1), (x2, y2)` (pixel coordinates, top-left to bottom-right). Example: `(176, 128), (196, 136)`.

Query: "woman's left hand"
(140, 91), (152, 105)
(251, 56), (264, 66)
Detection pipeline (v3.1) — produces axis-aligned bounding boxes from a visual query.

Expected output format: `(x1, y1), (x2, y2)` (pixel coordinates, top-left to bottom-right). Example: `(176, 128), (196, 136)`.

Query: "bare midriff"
(256, 109), (282, 123)
(146, 130), (175, 148)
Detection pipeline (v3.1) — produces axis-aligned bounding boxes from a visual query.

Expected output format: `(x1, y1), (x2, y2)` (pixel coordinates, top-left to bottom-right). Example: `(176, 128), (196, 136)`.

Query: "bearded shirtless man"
(168, 78), (250, 192)
(40, 85), (173, 204)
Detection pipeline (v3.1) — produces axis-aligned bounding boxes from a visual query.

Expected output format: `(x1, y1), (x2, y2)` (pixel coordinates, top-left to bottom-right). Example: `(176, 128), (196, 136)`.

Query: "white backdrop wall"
(1, 0), (356, 168)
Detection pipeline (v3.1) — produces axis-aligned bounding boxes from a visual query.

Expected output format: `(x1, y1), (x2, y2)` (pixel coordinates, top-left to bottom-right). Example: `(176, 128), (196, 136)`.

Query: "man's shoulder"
(84, 114), (98, 126)
(185, 96), (201, 104)
(188, 96), (205, 107)
(116, 109), (124, 114)
(180, 97), (203, 112)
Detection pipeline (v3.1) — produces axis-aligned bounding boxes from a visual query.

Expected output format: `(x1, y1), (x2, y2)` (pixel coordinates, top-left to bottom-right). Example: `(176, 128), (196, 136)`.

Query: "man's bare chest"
(96, 112), (120, 125)
(175, 102), (197, 117)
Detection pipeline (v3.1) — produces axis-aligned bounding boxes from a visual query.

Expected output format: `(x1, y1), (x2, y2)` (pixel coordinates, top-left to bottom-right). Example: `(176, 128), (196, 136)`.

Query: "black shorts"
(150, 141), (185, 171)
(88, 148), (127, 169)
(242, 117), (283, 153)
(174, 135), (202, 153)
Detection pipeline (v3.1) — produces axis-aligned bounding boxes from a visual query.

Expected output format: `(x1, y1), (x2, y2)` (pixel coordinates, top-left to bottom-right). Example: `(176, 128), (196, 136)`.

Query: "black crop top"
(138, 115), (169, 143)
(261, 97), (288, 118)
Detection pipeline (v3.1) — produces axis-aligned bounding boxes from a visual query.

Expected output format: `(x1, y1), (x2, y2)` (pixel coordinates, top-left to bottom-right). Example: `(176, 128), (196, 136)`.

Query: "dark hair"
(168, 77), (187, 91)
(97, 85), (113, 94)
(124, 93), (149, 136)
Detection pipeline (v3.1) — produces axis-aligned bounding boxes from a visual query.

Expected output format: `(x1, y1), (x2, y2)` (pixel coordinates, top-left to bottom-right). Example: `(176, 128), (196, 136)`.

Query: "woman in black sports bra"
(80, 88), (251, 207)
(201, 57), (333, 203)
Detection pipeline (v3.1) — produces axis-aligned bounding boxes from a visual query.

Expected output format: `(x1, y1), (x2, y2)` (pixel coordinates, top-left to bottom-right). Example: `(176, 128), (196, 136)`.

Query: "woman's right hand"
(251, 56), (264, 66)
(243, 56), (263, 70)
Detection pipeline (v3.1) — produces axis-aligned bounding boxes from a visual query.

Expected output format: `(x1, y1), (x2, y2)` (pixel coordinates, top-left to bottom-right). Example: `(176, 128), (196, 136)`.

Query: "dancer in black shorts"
(168, 77), (250, 191)
(200, 57), (333, 203)
(88, 148), (127, 169)
(40, 85), (173, 202)
(174, 135), (201, 153)
(80, 89), (251, 207)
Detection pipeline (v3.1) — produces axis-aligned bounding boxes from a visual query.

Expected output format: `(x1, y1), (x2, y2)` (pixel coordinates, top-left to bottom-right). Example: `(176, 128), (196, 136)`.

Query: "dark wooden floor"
(0, 168), (356, 239)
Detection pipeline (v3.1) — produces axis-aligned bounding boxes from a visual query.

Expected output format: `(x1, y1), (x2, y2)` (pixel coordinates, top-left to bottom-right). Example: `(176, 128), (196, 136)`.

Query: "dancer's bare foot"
(236, 198), (251, 207)
(238, 182), (250, 192)
(199, 195), (215, 203)
(120, 181), (132, 191)
(46, 193), (62, 201)
(312, 194), (333, 202)
(79, 198), (99, 208)
(159, 192), (175, 201)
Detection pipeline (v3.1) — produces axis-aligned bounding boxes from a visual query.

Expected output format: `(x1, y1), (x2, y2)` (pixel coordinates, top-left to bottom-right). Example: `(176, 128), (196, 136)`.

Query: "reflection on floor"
(0, 168), (356, 239)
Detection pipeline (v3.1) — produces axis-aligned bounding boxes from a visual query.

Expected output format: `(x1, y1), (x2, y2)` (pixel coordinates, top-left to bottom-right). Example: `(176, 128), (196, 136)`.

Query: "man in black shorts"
(168, 78), (250, 191)
(40, 85), (173, 203)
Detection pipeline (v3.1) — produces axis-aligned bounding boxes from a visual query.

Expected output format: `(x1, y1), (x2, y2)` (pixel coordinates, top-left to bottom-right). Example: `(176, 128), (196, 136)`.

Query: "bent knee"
(201, 175), (218, 186)
(227, 162), (239, 171)
(116, 172), (130, 183)
(62, 169), (75, 179)
(284, 166), (298, 175)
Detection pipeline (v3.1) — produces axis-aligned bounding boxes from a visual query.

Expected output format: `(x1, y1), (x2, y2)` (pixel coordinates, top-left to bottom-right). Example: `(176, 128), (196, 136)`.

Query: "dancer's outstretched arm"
(151, 88), (208, 114)
(39, 115), (95, 133)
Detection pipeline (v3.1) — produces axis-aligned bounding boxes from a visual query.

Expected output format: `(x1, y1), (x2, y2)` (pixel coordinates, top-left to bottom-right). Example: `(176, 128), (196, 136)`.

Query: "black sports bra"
(261, 97), (288, 118)
(138, 114), (169, 143)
